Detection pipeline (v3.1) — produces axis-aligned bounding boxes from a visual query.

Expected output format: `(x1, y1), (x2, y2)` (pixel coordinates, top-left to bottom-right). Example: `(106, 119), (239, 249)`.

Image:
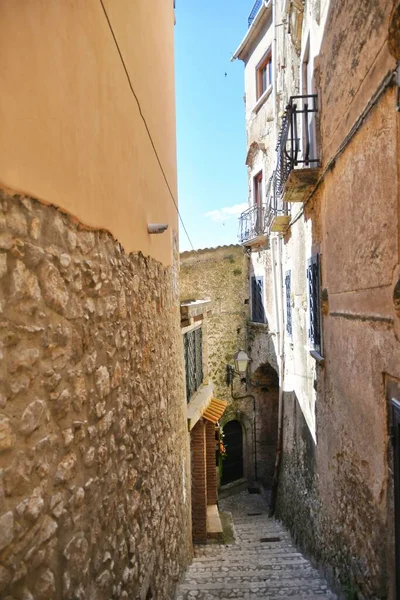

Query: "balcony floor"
(283, 167), (320, 203)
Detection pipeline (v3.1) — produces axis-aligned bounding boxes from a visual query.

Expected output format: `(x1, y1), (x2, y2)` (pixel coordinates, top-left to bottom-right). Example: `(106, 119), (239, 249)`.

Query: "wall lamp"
(225, 349), (259, 482)
(226, 350), (250, 386)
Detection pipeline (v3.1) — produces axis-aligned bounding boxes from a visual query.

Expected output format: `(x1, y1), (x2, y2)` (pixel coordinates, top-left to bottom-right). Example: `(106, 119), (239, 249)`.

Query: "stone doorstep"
(206, 505), (223, 541)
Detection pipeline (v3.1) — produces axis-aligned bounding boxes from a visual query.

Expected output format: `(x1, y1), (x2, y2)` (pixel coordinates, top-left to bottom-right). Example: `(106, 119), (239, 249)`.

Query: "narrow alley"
(176, 492), (337, 600)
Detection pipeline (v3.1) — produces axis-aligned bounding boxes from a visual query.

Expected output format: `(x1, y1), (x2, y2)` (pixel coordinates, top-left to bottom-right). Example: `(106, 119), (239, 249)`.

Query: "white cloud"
(204, 203), (248, 222)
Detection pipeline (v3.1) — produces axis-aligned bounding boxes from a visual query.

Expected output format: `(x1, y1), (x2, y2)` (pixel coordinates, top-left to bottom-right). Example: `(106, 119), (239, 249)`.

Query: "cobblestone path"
(176, 491), (337, 600)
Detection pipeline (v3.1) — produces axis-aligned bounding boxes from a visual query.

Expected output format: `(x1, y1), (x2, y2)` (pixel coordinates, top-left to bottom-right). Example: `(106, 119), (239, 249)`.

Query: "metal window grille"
(307, 254), (321, 353)
(285, 271), (292, 338)
(184, 327), (203, 402)
(251, 276), (265, 324)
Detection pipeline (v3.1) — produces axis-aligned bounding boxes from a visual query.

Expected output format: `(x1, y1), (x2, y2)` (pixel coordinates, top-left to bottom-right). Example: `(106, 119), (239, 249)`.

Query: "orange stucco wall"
(0, 0), (178, 265)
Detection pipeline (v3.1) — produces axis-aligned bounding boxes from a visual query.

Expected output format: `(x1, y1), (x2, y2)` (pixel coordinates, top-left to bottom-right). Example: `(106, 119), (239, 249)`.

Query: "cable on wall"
(99, 0), (195, 251)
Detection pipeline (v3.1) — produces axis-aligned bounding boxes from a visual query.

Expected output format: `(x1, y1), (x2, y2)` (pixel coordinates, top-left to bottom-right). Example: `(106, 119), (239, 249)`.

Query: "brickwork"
(191, 420), (207, 543)
(205, 421), (217, 506)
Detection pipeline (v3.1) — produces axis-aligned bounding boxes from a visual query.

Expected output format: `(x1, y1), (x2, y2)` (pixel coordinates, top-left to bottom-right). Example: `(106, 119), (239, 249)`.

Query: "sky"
(175, 1), (255, 252)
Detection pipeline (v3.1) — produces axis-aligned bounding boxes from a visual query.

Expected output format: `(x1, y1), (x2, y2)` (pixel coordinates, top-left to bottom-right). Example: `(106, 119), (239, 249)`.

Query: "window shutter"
(307, 254), (321, 353)
(285, 271), (292, 337)
(251, 276), (265, 324)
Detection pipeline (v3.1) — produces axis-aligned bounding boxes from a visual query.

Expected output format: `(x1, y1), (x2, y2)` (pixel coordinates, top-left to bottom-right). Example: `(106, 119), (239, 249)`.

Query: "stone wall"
(180, 246), (279, 488)
(276, 1), (400, 597)
(180, 246), (249, 403)
(0, 192), (191, 599)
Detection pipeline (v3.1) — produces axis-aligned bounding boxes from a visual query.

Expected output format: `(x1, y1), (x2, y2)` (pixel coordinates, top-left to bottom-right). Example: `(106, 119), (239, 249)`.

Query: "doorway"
(221, 420), (243, 485)
(392, 398), (400, 599)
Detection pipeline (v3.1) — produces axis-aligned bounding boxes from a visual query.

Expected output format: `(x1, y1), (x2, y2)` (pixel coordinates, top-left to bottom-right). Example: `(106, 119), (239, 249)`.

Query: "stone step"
(178, 577), (331, 591)
(176, 593), (336, 600)
(184, 564), (318, 578)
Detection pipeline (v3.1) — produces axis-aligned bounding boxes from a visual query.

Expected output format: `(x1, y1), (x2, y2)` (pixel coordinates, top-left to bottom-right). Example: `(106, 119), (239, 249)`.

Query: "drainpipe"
(270, 236), (285, 516)
(272, 0), (278, 148)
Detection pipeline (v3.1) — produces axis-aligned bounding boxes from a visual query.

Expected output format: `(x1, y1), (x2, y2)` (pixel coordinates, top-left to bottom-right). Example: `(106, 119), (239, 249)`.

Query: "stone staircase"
(176, 491), (337, 600)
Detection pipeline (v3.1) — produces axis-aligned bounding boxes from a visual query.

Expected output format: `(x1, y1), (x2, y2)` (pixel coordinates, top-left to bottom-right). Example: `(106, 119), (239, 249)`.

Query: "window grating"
(285, 271), (292, 338)
(307, 254), (321, 353)
(184, 327), (203, 403)
(251, 276), (265, 324)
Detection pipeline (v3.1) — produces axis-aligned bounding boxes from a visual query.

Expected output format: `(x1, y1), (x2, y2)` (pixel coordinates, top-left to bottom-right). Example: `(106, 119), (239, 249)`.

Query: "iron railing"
(276, 94), (319, 199)
(248, 0), (263, 27)
(184, 327), (203, 403)
(267, 171), (288, 230)
(238, 172), (288, 243)
(238, 202), (267, 244)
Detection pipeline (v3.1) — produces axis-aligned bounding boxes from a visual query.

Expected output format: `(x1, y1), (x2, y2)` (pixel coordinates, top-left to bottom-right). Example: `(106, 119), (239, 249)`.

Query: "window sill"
(308, 348), (325, 366)
(253, 85), (272, 114)
(248, 321), (268, 329)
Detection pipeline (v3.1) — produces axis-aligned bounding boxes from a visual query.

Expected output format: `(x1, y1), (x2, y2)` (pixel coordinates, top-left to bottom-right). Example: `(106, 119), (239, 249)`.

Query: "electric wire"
(99, 0), (195, 251)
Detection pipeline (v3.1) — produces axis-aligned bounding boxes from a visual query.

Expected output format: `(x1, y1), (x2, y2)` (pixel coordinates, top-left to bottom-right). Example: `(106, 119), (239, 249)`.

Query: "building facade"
(0, 2), (192, 598)
(234, 0), (400, 596)
(180, 245), (279, 492)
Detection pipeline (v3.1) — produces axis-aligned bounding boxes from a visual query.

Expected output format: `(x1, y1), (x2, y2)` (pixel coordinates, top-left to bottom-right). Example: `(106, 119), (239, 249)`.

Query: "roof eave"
(231, 0), (272, 62)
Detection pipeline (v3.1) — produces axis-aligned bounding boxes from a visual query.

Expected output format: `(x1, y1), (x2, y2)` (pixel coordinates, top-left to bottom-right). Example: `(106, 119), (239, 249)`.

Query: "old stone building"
(0, 2), (192, 599)
(180, 245), (279, 492)
(180, 298), (228, 543)
(234, 0), (400, 597)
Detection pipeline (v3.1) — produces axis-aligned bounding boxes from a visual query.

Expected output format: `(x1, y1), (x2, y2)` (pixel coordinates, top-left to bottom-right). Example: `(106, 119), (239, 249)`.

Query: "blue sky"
(175, 1), (254, 252)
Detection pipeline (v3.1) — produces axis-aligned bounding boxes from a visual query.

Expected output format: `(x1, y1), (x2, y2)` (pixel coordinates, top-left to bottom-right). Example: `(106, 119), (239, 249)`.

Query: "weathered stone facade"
(234, 0), (400, 596)
(180, 245), (279, 488)
(0, 192), (191, 599)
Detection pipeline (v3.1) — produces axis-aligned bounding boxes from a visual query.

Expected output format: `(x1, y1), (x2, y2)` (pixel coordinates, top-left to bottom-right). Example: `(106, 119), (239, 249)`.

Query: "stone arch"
(221, 409), (255, 486)
(249, 361), (280, 488)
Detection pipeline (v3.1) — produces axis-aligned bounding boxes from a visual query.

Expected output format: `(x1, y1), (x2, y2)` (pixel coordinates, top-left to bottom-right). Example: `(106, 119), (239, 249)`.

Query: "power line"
(99, 0), (195, 251)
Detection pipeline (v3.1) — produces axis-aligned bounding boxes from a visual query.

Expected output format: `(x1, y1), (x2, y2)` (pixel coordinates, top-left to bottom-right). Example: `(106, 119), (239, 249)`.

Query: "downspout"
(272, 0), (278, 148)
(270, 236), (286, 516)
(269, 0), (286, 516)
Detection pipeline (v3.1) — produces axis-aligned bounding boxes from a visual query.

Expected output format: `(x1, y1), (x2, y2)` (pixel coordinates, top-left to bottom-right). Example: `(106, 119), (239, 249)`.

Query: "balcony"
(276, 94), (320, 203)
(265, 171), (289, 233)
(238, 202), (269, 248)
(238, 174), (289, 246)
(248, 0), (263, 28)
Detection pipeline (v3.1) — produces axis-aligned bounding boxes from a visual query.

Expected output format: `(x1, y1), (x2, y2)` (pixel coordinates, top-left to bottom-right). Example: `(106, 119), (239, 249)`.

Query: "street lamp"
(226, 350), (250, 386)
(234, 350), (250, 376)
(225, 349), (258, 483)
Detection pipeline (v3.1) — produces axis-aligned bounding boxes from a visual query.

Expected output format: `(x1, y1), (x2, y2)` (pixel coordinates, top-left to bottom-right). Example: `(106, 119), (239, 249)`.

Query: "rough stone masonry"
(0, 191), (192, 599)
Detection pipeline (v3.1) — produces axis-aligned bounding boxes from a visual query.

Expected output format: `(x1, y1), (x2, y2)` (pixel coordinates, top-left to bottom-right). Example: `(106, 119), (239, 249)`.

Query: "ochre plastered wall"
(0, 0), (178, 265)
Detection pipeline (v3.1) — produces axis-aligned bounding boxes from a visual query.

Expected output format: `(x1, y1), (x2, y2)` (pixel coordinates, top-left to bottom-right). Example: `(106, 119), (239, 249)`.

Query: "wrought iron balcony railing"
(238, 202), (268, 244)
(238, 174), (288, 244)
(276, 94), (319, 200)
(248, 0), (263, 27)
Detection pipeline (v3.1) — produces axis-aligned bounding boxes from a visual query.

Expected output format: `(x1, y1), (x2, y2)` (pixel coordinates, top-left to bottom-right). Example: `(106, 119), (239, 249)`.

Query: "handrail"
(276, 94), (319, 199)
(248, 0), (263, 27)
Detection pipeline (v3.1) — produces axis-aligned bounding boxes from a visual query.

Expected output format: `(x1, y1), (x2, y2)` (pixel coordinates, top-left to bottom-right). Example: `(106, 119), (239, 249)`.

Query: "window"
(251, 276), (265, 324)
(307, 254), (322, 354)
(183, 327), (203, 402)
(253, 171), (263, 207)
(285, 271), (292, 338)
(256, 51), (272, 100)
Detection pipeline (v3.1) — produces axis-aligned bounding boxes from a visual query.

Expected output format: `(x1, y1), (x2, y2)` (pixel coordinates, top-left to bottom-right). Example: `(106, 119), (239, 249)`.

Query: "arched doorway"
(221, 420), (243, 485)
